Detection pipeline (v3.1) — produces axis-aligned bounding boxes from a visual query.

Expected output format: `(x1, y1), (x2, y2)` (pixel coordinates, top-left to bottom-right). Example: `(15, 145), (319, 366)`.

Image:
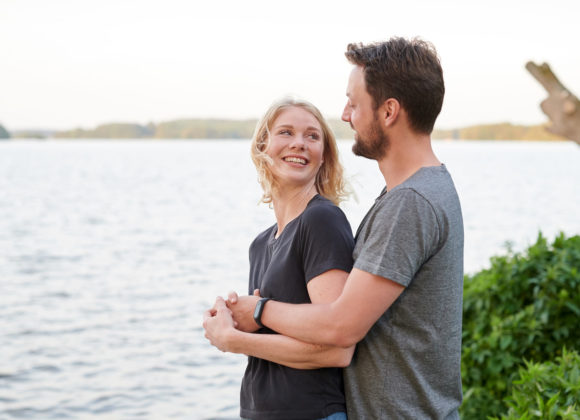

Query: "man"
(205, 37), (464, 419)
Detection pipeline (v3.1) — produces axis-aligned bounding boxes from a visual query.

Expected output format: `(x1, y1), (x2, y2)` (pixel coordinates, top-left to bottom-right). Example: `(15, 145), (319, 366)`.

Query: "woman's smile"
(282, 155), (308, 165)
(266, 106), (324, 188)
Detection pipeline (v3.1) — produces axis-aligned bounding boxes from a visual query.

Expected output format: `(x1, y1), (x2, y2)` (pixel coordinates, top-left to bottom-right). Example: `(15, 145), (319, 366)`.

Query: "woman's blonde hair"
(250, 97), (348, 205)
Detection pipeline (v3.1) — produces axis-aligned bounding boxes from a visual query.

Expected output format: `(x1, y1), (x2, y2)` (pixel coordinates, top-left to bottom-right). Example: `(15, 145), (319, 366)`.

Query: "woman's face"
(266, 106), (325, 190)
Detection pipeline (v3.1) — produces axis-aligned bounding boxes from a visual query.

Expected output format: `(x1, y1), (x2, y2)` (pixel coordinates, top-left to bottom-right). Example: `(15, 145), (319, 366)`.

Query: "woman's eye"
(278, 130), (291, 135)
(308, 133), (320, 140)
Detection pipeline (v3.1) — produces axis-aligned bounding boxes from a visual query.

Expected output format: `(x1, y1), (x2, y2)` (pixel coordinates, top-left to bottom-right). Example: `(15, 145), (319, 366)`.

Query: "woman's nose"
(289, 135), (306, 150)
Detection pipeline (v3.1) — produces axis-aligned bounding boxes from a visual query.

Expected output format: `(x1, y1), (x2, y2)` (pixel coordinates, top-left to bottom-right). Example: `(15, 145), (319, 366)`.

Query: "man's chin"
(352, 140), (372, 159)
(352, 136), (387, 160)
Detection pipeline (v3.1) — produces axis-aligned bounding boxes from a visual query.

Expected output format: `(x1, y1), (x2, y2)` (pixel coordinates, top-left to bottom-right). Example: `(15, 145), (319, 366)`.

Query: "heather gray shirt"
(344, 165), (464, 419)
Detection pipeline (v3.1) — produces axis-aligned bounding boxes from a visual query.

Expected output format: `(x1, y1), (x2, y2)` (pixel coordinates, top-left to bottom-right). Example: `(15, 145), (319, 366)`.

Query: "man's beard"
(351, 116), (389, 160)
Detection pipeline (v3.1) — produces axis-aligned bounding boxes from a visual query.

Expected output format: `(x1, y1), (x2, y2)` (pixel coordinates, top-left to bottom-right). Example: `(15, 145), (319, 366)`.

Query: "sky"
(1, 0), (579, 131)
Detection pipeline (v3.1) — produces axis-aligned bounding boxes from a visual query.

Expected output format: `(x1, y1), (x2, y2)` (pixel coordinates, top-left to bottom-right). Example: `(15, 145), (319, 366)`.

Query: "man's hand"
(202, 296), (237, 352)
(225, 289), (261, 333)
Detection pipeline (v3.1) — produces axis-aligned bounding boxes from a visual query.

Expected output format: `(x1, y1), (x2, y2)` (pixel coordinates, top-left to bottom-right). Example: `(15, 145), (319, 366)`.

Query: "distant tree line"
(433, 122), (564, 141)
(51, 119), (356, 140)
(51, 120), (567, 141)
(0, 123), (10, 139)
(3, 119), (566, 141)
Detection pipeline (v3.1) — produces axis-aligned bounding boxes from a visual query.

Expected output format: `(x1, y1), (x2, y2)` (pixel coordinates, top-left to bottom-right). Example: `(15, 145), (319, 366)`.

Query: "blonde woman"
(204, 98), (354, 420)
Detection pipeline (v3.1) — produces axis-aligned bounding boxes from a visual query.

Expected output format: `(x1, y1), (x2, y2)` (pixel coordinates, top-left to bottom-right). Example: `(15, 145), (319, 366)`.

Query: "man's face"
(342, 66), (389, 160)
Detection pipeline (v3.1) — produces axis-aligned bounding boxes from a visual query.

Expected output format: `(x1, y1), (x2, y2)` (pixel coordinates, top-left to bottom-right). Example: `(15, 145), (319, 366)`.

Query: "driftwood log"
(526, 62), (580, 145)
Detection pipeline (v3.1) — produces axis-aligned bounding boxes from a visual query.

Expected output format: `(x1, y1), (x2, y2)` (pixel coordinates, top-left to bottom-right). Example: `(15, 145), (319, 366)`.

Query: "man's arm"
(204, 269), (356, 368)
(204, 304), (353, 369)
(231, 268), (405, 348)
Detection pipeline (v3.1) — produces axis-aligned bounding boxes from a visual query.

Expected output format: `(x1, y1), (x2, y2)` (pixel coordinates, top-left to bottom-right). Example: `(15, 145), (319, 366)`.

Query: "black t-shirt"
(240, 195), (355, 420)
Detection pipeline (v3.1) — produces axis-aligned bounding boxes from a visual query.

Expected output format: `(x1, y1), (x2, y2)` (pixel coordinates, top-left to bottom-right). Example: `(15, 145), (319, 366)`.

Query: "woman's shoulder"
(249, 224), (276, 250)
(301, 195), (350, 229)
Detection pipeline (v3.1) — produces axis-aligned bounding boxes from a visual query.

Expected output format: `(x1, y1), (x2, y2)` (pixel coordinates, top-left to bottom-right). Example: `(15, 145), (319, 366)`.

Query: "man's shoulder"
(375, 187), (437, 218)
(400, 165), (458, 198)
(388, 165), (460, 214)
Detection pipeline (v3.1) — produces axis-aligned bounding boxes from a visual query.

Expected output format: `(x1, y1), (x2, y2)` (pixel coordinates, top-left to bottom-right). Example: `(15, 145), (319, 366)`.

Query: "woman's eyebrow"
(273, 124), (321, 133)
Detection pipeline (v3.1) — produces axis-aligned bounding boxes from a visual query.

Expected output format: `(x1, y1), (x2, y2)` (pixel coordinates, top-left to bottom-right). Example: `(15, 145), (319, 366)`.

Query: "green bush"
(461, 233), (580, 419)
(497, 349), (580, 420)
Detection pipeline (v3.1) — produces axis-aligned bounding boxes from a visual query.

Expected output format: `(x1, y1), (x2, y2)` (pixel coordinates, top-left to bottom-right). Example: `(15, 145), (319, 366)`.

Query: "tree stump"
(526, 62), (580, 145)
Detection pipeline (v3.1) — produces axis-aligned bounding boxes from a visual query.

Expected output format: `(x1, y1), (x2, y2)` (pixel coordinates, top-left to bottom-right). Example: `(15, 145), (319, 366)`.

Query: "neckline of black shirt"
(268, 194), (323, 245)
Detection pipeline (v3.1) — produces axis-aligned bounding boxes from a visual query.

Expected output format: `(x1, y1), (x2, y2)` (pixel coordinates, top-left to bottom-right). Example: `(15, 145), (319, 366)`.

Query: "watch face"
(253, 301), (262, 319)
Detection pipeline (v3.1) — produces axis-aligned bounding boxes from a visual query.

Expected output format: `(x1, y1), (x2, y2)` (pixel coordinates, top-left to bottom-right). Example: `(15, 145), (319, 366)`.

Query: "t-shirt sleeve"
(299, 204), (355, 283)
(354, 188), (440, 287)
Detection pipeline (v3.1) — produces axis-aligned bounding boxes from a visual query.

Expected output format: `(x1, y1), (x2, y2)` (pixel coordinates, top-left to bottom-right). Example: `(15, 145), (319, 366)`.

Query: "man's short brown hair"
(345, 37), (444, 134)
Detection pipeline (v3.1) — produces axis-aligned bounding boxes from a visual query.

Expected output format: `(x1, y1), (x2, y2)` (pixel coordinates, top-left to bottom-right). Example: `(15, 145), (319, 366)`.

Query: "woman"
(204, 98), (354, 420)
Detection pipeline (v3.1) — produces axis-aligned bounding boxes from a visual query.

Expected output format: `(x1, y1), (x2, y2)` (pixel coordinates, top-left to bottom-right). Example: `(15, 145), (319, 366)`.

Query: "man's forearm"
(230, 269), (404, 348)
(260, 300), (359, 348)
(258, 268), (405, 347)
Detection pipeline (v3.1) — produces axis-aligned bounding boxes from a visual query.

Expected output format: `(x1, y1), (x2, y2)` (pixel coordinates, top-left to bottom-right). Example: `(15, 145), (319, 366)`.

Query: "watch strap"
(253, 297), (272, 328)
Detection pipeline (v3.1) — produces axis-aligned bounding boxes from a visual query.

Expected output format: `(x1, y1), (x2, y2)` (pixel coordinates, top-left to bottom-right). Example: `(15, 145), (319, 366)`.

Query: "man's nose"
(341, 105), (351, 122)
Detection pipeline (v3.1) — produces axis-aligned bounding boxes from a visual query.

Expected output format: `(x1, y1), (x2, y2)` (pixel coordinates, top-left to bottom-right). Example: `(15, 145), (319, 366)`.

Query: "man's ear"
(380, 98), (401, 127)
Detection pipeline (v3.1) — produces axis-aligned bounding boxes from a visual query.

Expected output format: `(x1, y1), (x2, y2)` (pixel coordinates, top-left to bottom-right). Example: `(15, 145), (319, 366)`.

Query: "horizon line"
(5, 118), (551, 133)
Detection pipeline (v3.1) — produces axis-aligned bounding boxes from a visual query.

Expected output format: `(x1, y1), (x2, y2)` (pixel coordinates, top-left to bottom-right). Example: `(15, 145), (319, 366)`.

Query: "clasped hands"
(202, 289), (262, 352)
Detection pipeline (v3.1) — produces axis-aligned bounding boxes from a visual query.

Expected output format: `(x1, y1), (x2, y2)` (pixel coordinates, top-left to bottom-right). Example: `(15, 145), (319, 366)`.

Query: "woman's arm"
(227, 330), (354, 369)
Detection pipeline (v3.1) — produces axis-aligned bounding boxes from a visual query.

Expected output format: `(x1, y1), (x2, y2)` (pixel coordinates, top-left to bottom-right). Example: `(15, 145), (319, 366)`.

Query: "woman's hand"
(202, 297), (237, 352)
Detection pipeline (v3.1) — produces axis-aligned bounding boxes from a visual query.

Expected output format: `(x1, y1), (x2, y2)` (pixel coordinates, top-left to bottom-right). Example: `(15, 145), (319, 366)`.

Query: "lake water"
(1, 139), (579, 419)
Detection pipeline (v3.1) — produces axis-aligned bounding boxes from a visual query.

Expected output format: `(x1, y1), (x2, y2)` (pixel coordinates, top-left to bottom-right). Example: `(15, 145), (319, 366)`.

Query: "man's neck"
(377, 132), (441, 191)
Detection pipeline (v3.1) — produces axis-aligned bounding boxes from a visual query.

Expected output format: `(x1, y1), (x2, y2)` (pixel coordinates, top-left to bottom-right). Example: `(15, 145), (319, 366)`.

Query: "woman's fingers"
(227, 291), (239, 304)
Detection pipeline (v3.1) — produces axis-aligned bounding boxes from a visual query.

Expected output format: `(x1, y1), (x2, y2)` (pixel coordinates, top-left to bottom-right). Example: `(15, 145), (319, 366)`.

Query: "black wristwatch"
(253, 297), (271, 328)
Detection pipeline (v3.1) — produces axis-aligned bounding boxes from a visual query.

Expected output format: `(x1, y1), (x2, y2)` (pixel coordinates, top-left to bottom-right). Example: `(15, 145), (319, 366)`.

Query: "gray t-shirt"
(344, 165), (464, 419)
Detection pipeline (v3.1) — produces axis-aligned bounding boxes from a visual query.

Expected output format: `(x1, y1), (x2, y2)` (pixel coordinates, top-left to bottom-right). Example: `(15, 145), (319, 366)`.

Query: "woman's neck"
(272, 184), (318, 238)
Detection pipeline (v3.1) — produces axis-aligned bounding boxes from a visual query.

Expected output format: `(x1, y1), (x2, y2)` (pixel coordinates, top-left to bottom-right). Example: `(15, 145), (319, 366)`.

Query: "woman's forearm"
(228, 329), (354, 369)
